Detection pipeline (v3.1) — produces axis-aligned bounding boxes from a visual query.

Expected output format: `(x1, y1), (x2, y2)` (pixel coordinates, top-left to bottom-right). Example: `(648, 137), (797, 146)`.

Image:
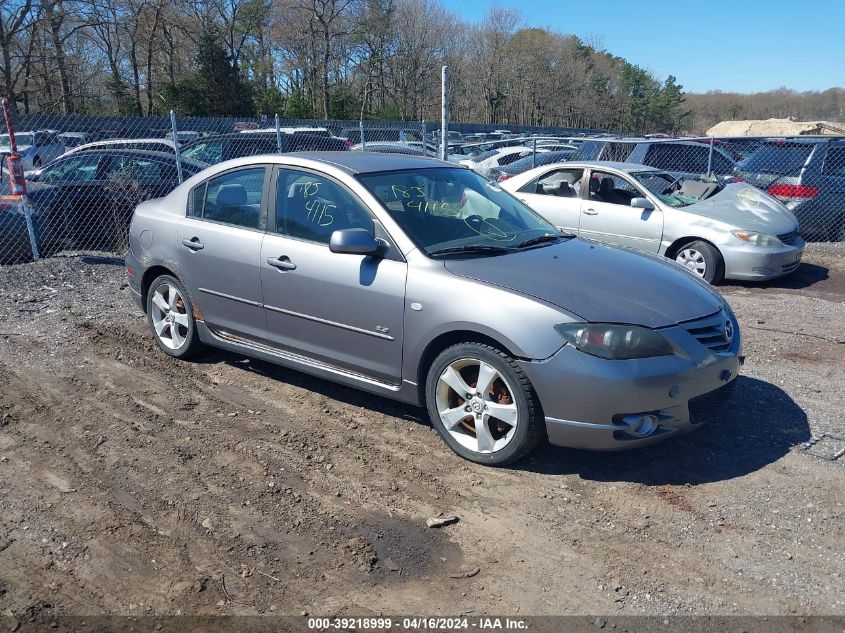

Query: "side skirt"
(195, 321), (422, 406)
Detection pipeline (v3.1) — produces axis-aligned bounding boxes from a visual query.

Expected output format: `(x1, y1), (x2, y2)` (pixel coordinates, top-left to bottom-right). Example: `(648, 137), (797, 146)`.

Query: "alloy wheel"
(676, 247), (707, 277)
(435, 358), (519, 454)
(150, 283), (191, 350)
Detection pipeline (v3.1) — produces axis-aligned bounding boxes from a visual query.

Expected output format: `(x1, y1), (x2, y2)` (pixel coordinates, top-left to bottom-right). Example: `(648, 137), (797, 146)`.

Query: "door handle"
(583, 208), (599, 216)
(267, 256), (297, 271)
(181, 237), (204, 251)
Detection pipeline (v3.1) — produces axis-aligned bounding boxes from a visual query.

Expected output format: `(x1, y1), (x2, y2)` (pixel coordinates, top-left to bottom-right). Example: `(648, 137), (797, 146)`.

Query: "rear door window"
(742, 142), (815, 175)
(598, 142), (633, 162)
(822, 146), (845, 176)
(644, 144), (708, 173)
(198, 167), (266, 229)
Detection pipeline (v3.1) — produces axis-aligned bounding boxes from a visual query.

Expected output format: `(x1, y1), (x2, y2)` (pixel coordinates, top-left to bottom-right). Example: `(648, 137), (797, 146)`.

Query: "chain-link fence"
(1, 109), (844, 267)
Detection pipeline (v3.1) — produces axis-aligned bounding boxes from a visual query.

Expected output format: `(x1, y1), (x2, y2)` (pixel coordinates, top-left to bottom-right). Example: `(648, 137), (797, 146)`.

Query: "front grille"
(680, 310), (732, 353)
(778, 230), (799, 245)
(688, 380), (737, 425)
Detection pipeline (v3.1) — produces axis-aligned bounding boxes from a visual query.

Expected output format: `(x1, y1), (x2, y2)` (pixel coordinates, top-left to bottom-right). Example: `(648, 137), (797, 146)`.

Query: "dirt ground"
(0, 245), (843, 622)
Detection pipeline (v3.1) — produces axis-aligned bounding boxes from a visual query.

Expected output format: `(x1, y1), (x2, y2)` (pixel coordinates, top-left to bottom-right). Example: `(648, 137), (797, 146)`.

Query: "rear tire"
(674, 240), (724, 284)
(146, 274), (204, 359)
(424, 342), (545, 466)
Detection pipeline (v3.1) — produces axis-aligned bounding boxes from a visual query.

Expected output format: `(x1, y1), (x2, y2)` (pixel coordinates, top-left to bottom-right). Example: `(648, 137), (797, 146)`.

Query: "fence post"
(440, 65), (449, 161)
(533, 134), (537, 168)
(706, 136), (714, 177)
(170, 110), (184, 184)
(2, 98), (38, 260)
(421, 119), (427, 157)
(275, 113), (282, 152)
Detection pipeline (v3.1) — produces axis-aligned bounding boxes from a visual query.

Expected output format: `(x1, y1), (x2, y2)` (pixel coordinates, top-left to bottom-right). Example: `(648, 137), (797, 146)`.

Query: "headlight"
(555, 323), (674, 360)
(731, 230), (782, 247)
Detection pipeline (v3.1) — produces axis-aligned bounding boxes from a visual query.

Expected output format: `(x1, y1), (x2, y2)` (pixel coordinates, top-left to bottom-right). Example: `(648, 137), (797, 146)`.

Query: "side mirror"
(631, 197), (655, 211)
(329, 228), (380, 255)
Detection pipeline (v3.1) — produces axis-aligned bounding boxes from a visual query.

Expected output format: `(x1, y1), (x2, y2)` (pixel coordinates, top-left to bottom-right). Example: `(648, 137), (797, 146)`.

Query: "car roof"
(65, 148), (207, 169)
(232, 151), (450, 174)
(558, 161), (662, 173)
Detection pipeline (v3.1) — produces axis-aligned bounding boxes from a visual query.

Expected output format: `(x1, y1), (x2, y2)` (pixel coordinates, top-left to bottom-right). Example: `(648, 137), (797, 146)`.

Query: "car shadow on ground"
(199, 349), (429, 425)
(202, 349), (808, 486)
(517, 376), (810, 485)
(722, 262), (829, 291)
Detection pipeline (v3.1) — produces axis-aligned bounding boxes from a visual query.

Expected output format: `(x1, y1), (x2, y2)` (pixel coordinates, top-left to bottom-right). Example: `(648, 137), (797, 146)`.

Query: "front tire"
(674, 240), (724, 284)
(146, 274), (204, 359)
(425, 342), (545, 466)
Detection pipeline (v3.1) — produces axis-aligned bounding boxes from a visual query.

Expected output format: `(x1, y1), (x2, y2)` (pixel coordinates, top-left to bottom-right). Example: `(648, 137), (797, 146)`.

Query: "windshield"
(631, 172), (698, 208)
(182, 141), (223, 164)
(0, 133), (34, 147)
(358, 167), (559, 256)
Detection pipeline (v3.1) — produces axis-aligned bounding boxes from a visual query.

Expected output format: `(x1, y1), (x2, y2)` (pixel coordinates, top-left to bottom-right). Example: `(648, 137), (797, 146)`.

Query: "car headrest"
(216, 184), (247, 206)
(599, 177), (614, 194)
(589, 177), (601, 193)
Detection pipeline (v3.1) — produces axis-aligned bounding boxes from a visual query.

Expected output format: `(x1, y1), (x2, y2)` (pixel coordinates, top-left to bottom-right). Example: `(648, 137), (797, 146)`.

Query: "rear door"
(514, 167), (585, 234)
(579, 169), (663, 252)
(176, 166), (270, 342)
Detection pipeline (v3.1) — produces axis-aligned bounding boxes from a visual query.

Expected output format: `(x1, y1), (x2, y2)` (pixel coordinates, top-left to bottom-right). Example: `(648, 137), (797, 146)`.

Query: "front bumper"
(519, 324), (741, 451)
(721, 238), (804, 281)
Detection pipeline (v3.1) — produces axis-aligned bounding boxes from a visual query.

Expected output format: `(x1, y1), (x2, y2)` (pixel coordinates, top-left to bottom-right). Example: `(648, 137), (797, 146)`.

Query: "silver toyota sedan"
(126, 153), (741, 466)
(501, 161), (804, 283)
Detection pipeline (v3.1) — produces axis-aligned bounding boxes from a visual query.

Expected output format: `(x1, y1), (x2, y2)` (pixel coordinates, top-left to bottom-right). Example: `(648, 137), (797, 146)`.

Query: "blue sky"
(438, 0), (845, 93)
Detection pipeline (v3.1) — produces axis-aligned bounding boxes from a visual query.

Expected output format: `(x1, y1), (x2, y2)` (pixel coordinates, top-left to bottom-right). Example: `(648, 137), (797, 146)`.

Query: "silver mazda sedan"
(126, 153), (741, 466)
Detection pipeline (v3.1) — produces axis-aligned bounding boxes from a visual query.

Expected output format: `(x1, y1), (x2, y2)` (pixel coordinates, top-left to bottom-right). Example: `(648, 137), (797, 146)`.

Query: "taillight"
(346, 139), (354, 148)
(5, 154), (27, 195)
(460, 191), (467, 207)
(767, 183), (819, 199)
(497, 173), (512, 182)
(730, 176), (744, 183)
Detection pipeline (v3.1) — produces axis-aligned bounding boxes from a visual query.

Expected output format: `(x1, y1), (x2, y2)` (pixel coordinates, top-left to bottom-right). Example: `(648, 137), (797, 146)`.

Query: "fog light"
(622, 414), (659, 438)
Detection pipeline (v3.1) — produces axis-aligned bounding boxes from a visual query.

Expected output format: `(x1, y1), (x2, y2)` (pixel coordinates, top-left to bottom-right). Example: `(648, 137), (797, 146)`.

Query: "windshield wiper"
(428, 244), (515, 257)
(515, 234), (562, 249)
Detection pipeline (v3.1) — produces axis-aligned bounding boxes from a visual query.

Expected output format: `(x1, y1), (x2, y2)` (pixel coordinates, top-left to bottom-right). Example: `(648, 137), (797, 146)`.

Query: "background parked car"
(491, 149), (579, 182)
(459, 146), (546, 179)
(0, 130), (65, 169)
(502, 160), (802, 284)
(181, 132), (347, 164)
(65, 138), (178, 157)
(576, 139), (737, 180)
(57, 132), (90, 148)
(734, 137), (845, 241)
(339, 127), (423, 146)
(23, 149), (205, 253)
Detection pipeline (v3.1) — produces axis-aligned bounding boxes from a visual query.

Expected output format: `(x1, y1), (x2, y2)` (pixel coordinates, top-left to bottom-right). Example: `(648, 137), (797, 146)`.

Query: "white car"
(0, 130), (65, 169)
(500, 160), (804, 283)
(62, 137), (177, 158)
(459, 146), (546, 179)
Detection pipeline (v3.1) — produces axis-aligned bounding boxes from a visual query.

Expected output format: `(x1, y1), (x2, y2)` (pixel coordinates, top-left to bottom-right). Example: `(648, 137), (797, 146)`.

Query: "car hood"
(443, 238), (723, 328)
(682, 183), (798, 234)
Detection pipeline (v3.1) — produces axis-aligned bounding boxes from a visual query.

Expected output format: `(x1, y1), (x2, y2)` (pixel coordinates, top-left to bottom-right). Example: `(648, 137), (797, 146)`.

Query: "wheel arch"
(140, 265), (180, 313)
(664, 235), (720, 260)
(415, 329), (519, 403)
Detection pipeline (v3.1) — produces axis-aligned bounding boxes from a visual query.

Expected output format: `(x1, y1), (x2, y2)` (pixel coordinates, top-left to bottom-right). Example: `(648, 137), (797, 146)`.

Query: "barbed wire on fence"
(2, 109), (844, 267)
